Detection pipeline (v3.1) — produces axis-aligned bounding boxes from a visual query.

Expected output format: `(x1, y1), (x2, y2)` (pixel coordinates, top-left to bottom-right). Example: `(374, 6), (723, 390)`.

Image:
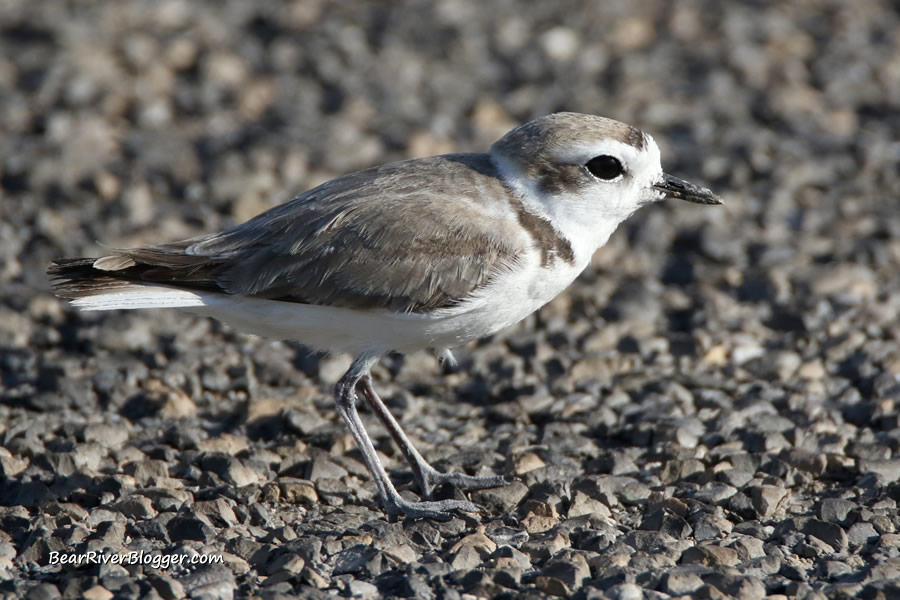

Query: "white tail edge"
(70, 286), (208, 311)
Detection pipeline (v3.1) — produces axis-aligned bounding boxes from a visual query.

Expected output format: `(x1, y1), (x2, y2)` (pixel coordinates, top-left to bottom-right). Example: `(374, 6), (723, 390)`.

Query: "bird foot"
(418, 466), (508, 500)
(383, 495), (483, 521)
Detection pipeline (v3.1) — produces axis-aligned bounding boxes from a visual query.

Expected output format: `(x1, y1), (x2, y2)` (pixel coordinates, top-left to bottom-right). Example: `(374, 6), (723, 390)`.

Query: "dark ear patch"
(534, 162), (585, 196)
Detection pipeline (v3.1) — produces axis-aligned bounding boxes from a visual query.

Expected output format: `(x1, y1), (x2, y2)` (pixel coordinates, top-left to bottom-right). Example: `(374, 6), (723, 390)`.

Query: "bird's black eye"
(585, 155), (624, 180)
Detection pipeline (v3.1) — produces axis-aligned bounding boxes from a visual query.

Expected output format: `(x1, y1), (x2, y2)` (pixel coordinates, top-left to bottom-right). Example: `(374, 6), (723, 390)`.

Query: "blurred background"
(2, 0), (900, 596)
(3, 0), (896, 265)
(4, 0), (898, 398)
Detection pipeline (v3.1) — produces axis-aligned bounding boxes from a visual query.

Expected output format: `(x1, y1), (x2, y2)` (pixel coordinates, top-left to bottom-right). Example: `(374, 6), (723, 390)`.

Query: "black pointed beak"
(654, 173), (722, 205)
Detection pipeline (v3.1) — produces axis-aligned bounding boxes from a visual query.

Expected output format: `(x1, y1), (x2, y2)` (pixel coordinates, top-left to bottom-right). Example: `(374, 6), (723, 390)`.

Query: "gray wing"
(83, 155), (524, 313)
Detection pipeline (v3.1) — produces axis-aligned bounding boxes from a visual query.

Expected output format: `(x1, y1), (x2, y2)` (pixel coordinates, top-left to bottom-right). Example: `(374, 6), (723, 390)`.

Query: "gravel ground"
(2, 1), (900, 598)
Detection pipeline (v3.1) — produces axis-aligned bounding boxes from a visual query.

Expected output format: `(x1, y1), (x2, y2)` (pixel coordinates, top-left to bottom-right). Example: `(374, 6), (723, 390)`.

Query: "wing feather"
(50, 154), (525, 314)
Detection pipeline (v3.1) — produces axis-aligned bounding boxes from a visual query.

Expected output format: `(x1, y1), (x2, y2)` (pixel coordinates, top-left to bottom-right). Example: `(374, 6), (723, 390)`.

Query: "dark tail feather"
(47, 257), (140, 298)
(48, 238), (228, 301)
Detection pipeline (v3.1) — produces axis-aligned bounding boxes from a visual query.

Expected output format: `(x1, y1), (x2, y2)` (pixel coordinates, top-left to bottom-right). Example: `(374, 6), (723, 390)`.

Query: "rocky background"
(2, 0), (900, 598)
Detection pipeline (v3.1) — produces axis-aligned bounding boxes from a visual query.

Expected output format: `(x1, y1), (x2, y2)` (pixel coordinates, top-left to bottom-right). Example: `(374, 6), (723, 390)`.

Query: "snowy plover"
(49, 112), (721, 519)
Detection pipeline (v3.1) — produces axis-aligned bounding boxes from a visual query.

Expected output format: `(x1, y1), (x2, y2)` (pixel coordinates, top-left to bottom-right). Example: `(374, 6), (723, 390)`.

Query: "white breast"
(418, 227), (608, 351)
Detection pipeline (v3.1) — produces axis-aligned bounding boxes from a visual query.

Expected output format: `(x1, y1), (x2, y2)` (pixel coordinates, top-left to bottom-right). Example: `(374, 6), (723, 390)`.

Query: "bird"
(48, 112), (722, 520)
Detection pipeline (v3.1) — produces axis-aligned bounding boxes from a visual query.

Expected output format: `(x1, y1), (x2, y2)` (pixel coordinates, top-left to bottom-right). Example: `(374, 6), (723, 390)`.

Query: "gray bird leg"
(356, 373), (507, 499)
(334, 354), (483, 520)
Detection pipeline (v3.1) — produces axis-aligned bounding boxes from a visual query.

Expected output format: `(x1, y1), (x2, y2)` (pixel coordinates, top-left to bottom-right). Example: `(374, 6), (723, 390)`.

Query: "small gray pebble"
(847, 522), (879, 547)
(818, 498), (857, 525)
